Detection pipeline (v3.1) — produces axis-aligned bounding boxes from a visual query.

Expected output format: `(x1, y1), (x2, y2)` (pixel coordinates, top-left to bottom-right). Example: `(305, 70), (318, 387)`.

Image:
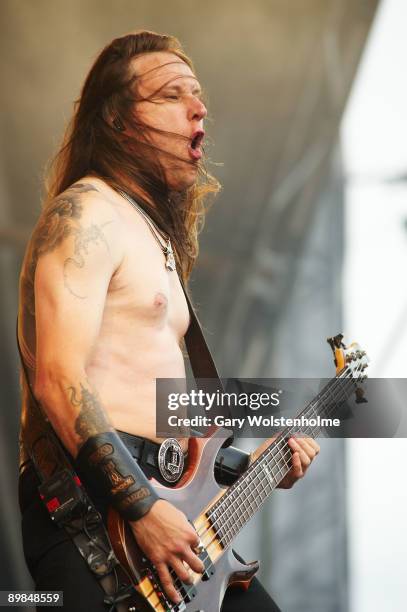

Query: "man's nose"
(188, 97), (207, 122)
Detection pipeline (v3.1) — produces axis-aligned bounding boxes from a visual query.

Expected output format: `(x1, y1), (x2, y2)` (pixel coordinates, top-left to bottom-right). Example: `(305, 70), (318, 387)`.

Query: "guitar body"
(107, 335), (369, 610)
(108, 428), (259, 612)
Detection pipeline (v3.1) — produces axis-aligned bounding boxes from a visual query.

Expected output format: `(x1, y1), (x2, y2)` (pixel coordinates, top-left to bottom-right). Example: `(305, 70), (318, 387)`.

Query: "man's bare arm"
(32, 182), (203, 603)
(33, 183), (121, 455)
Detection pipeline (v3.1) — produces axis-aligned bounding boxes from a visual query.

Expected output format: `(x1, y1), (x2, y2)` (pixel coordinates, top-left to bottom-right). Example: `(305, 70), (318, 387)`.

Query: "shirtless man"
(17, 31), (319, 611)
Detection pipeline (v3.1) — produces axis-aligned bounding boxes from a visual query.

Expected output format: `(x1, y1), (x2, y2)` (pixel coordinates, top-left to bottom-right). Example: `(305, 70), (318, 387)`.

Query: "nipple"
(154, 292), (168, 309)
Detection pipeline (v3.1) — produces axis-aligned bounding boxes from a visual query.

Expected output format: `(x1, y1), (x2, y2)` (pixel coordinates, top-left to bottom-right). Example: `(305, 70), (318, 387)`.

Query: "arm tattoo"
(21, 182), (101, 314)
(68, 381), (112, 446)
(33, 182), (98, 258)
(63, 221), (111, 299)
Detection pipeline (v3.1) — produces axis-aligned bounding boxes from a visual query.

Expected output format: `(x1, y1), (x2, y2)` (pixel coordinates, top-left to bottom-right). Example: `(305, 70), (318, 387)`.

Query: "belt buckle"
(157, 438), (184, 483)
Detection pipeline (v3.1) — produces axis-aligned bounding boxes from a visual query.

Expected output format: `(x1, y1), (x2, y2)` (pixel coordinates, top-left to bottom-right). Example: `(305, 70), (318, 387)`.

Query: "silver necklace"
(117, 189), (176, 272)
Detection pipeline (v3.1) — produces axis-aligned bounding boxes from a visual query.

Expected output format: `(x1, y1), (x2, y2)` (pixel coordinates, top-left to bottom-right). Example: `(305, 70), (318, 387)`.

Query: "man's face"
(130, 51), (207, 191)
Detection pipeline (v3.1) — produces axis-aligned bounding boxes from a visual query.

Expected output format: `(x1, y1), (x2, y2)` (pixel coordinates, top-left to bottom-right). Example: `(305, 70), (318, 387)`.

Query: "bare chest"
(106, 219), (190, 339)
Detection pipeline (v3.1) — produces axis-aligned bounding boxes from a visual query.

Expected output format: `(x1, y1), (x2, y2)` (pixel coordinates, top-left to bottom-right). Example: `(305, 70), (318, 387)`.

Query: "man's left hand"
(277, 437), (320, 489)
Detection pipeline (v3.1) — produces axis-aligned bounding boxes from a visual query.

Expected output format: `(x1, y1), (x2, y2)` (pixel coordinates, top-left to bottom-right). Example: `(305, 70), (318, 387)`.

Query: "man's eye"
(165, 95), (179, 100)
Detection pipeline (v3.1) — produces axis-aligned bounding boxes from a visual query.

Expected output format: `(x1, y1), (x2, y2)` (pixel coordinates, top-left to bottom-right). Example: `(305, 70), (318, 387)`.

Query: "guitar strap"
(17, 276), (225, 611)
(182, 278), (224, 382)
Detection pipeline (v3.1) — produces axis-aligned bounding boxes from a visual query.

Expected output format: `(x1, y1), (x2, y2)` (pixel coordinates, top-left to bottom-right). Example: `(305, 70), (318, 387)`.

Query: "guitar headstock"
(327, 333), (369, 381)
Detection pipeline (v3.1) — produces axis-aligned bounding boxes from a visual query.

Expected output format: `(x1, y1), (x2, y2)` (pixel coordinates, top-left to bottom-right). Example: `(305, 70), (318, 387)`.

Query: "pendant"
(164, 239), (176, 271)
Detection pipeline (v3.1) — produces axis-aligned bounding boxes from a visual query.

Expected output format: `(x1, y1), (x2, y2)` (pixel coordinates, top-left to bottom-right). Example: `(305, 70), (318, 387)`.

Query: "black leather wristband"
(75, 431), (160, 522)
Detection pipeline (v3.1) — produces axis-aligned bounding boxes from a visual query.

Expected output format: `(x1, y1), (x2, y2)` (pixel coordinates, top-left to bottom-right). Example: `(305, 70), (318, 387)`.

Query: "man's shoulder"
(42, 177), (121, 224)
(28, 177), (125, 268)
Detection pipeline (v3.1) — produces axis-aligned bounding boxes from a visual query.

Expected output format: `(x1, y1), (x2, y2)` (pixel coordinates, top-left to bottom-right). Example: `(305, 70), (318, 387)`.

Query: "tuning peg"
(327, 334), (345, 350)
(327, 337), (335, 354)
(355, 386), (367, 404)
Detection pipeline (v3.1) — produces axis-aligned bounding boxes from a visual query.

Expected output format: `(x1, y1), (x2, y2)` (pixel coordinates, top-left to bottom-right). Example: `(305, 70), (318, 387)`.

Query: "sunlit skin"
(126, 51), (207, 191)
(125, 52), (321, 603)
(126, 52), (321, 484)
(25, 49), (320, 606)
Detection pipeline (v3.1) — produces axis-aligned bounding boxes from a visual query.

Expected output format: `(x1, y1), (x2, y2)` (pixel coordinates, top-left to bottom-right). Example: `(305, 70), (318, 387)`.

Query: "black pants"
(19, 466), (280, 612)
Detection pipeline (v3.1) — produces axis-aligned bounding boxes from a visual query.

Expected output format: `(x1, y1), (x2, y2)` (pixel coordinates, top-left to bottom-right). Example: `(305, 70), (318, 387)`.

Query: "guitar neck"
(207, 370), (355, 548)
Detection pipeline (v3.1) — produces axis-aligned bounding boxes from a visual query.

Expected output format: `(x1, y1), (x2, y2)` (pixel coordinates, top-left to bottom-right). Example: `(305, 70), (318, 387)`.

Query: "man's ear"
(112, 116), (125, 132)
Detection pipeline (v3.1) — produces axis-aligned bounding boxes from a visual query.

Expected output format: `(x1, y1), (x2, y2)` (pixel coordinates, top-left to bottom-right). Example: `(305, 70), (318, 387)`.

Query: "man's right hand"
(130, 499), (205, 604)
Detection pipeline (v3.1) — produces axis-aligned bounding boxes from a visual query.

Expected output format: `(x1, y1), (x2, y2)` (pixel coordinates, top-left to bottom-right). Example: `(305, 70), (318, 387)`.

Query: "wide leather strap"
(75, 431), (161, 522)
(181, 278), (224, 383)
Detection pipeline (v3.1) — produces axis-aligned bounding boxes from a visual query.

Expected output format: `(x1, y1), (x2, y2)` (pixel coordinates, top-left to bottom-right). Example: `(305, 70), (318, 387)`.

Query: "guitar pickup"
(197, 545), (215, 582)
(177, 581), (197, 603)
(144, 541), (215, 610)
(172, 602), (187, 611)
(190, 535), (216, 582)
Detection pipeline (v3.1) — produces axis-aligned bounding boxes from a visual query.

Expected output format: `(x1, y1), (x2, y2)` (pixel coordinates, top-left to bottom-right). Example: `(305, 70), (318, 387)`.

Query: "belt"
(19, 431), (188, 513)
(117, 430), (188, 485)
(19, 432), (188, 485)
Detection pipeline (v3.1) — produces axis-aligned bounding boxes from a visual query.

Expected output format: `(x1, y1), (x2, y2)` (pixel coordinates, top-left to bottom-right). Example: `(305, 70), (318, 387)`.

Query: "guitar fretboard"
(206, 370), (355, 548)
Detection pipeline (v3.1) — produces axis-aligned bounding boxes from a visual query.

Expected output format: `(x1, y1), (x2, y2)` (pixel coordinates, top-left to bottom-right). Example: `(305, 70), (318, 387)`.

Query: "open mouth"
(188, 130), (205, 160)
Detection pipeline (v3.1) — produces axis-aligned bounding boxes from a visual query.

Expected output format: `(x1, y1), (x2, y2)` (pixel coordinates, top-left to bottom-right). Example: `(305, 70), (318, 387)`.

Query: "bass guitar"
(108, 334), (369, 612)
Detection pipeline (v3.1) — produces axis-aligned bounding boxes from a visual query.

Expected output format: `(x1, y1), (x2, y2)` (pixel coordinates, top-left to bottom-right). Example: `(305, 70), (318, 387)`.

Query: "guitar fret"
(218, 447), (293, 546)
(269, 447), (290, 484)
(208, 372), (362, 550)
(219, 476), (262, 544)
(142, 360), (366, 611)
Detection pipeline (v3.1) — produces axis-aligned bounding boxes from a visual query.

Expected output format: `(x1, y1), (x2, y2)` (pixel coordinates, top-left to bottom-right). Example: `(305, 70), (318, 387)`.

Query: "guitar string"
(217, 378), (352, 550)
(141, 375), (353, 610)
(202, 371), (361, 550)
(199, 371), (357, 546)
(196, 368), (361, 548)
(158, 367), (363, 608)
(197, 372), (357, 550)
(209, 367), (355, 522)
